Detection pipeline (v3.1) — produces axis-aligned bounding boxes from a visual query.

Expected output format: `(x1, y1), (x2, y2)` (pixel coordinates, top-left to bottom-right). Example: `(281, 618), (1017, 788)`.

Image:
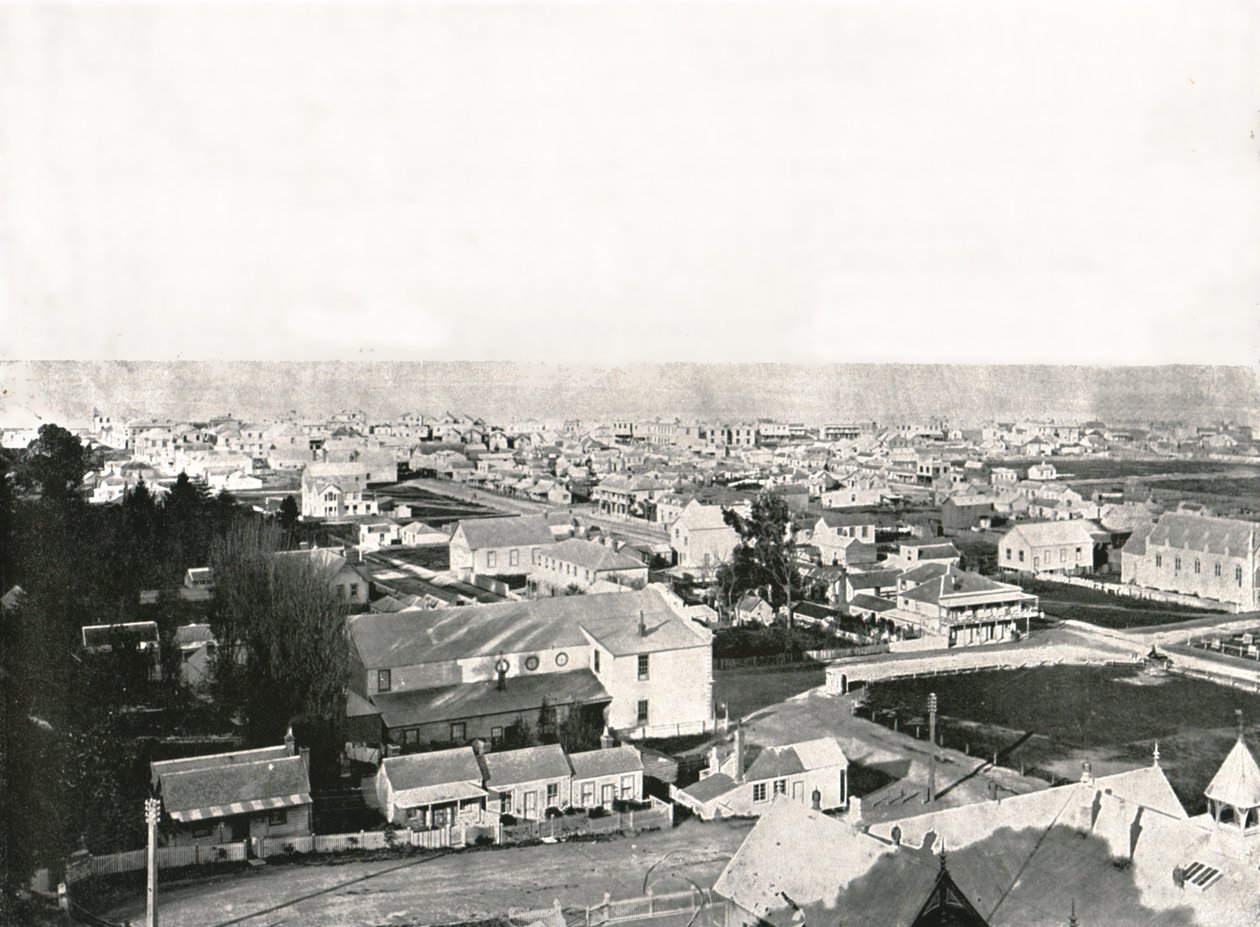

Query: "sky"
(1, 0), (1258, 367)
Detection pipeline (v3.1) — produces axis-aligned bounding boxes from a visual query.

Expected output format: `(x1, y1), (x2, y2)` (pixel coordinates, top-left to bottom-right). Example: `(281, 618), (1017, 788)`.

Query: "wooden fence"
(64, 841), (248, 883)
(715, 643), (888, 671)
(512, 887), (723, 927)
(257, 826), (458, 858)
(500, 802), (673, 845)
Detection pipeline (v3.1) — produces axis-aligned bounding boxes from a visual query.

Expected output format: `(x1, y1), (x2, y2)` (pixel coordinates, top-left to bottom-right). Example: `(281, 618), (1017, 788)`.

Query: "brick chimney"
(732, 728), (746, 782)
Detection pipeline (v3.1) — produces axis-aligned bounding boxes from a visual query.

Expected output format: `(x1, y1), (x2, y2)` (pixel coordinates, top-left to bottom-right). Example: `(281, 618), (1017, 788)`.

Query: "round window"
(555, 652), (569, 667)
(524, 655), (540, 672)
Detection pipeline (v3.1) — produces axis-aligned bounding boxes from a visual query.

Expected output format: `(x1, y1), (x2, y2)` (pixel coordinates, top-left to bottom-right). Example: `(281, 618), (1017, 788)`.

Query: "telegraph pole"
(926, 692), (938, 804)
(145, 797), (160, 927)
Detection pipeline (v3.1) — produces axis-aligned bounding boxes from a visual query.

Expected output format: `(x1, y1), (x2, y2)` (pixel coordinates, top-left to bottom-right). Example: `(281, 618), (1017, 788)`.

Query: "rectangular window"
(532, 548), (540, 565)
(620, 775), (636, 798)
(638, 654), (650, 680)
(752, 783), (768, 802)
(1018, 550), (1024, 563)
(581, 782), (595, 805)
(1075, 547), (1082, 561)
(1060, 548), (1066, 562)
(1195, 559), (1201, 574)
(1155, 554), (1162, 568)
(404, 728), (419, 746)
(349, 583), (359, 598)
(450, 722), (466, 742)
(267, 808), (288, 826)
(594, 650), (601, 673)
(491, 726), (504, 747)
(1175, 557), (1181, 573)
(1238, 566), (1244, 586)
(636, 700), (649, 724)
(1005, 548), (1012, 561)
(510, 548), (520, 566)
(501, 792), (512, 814)
(546, 782), (559, 805)
(487, 551), (497, 569)
(1215, 563), (1222, 577)
(377, 669), (392, 692)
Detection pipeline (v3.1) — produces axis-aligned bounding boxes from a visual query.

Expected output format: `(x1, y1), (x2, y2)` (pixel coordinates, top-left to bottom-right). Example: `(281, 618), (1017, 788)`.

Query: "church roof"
(1204, 737), (1260, 810)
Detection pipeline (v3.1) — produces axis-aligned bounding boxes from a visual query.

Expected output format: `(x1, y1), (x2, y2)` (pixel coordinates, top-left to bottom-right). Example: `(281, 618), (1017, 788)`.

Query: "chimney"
(987, 780), (998, 802)
(732, 728), (746, 782)
(299, 747), (311, 772)
(1080, 760), (1093, 783)
(284, 726), (296, 756)
(638, 610), (647, 637)
(600, 727), (616, 750)
(811, 788), (822, 811)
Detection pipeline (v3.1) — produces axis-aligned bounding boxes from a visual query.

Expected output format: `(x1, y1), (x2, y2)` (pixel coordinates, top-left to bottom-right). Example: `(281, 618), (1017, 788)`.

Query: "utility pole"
(145, 797), (160, 927)
(926, 692), (938, 804)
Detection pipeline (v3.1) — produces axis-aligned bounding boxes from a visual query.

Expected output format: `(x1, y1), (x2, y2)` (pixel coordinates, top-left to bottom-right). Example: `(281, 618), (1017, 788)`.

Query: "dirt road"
(107, 819), (753, 927)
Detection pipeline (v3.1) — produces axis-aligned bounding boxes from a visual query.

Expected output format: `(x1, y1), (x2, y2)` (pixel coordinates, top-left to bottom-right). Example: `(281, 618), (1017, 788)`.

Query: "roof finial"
(1152, 741), (1160, 767)
(1069, 898), (1079, 927)
(938, 838), (947, 873)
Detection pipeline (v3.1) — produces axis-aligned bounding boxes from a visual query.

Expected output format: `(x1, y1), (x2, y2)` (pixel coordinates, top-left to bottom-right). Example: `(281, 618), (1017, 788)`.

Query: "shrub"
(544, 806), (564, 819)
(475, 834), (495, 847)
(588, 806), (609, 819)
(500, 813), (517, 826)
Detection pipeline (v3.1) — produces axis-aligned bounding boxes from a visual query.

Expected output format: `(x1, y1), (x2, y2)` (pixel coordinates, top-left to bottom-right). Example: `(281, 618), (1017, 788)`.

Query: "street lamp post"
(926, 693), (938, 804)
(144, 797), (161, 927)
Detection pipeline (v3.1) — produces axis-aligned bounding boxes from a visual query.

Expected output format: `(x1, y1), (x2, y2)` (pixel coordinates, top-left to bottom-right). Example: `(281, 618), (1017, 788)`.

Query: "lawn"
(863, 665), (1260, 813)
(714, 665), (826, 721)
(1011, 576), (1223, 629)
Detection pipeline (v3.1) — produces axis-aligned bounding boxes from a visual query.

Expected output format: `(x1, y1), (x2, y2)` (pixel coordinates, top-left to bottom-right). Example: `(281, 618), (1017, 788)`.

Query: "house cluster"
(372, 741), (648, 828)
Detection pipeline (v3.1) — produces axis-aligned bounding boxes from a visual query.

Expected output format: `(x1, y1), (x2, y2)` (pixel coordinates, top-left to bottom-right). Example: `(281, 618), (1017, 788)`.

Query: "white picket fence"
(64, 841), (248, 882)
(257, 826), (458, 858)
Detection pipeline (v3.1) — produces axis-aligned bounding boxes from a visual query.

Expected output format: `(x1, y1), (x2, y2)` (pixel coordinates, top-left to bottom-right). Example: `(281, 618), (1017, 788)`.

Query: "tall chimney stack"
(638, 610), (647, 637)
(732, 727), (746, 782)
(284, 726), (296, 756)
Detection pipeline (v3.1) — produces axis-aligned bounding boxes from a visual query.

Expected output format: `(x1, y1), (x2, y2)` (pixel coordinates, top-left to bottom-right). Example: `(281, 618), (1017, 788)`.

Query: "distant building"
(997, 520), (1104, 575)
(300, 461), (380, 519)
(1121, 513), (1259, 611)
(888, 565), (1039, 646)
(531, 538), (648, 593)
(671, 501), (740, 572)
(448, 514), (557, 577)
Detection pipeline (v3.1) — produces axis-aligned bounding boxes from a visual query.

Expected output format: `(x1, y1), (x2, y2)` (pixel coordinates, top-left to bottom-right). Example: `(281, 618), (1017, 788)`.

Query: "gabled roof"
(155, 750), (311, 822)
(568, 745), (645, 780)
(480, 743), (572, 788)
(1145, 513), (1260, 559)
(676, 504), (735, 532)
(1001, 519), (1104, 548)
(848, 569), (904, 590)
(744, 738), (848, 782)
(380, 746), (483, 792)
(453, 514), (555, 550)
(544, 538), (644, 573)
(680, 772), (739, 804)
(1205, 737), (1260, 810)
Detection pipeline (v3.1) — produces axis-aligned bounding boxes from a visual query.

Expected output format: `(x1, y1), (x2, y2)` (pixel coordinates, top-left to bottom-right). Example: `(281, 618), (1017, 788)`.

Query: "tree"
(208, 518), (350, 744)
(20, 423), (94, 499)
(279, 495), (300, 531)
(720, 492), (804, 627)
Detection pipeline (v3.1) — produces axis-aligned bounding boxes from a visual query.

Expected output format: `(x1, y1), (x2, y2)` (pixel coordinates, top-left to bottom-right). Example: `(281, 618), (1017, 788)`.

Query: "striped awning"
(169, 793), (310, 822)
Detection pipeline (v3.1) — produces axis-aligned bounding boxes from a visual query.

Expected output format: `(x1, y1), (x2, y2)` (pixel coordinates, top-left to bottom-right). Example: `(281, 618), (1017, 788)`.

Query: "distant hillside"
(2, 361), (1257, 428)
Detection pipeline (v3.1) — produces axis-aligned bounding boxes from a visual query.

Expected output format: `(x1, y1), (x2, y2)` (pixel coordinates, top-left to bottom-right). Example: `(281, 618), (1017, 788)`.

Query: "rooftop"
(480, 743), (573, 787)
(453, 514), (556, 550)
(543, 538), (645, 573)
(371, 670), (610, 728)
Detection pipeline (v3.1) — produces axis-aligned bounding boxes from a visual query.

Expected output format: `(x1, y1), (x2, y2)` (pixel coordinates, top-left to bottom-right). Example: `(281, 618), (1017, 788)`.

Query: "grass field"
(864, 665), (1260, 812)
(994, 459), (1260, 480)
(1012, 576), (1223, 628)
(714, 665), (826, 721)
(375, 484), (507, 526)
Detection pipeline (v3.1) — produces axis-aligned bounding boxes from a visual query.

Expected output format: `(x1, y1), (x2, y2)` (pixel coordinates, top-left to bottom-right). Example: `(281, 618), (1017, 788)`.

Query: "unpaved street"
(107, 819), (752, 927)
